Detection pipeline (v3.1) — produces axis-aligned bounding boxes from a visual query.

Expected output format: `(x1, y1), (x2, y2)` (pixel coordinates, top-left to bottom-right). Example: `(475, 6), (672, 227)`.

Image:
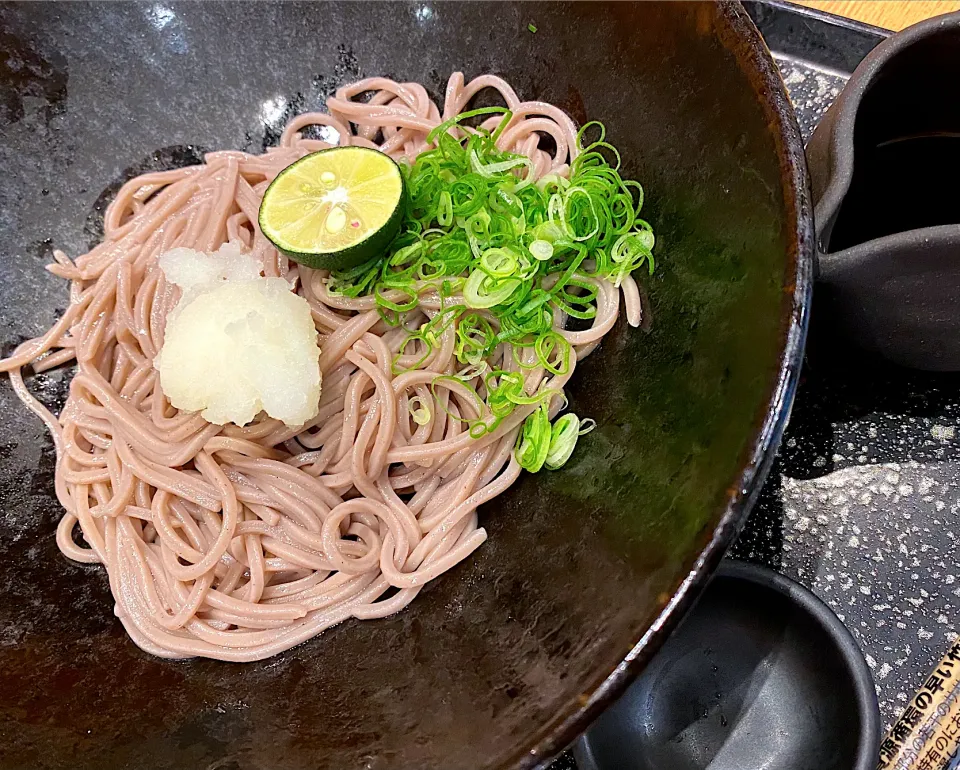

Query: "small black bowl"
(574, 560), (880, 770)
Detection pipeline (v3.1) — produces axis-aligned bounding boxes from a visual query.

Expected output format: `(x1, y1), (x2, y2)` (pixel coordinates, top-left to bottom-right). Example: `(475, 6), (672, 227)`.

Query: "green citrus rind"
(258, 146), (405, 270)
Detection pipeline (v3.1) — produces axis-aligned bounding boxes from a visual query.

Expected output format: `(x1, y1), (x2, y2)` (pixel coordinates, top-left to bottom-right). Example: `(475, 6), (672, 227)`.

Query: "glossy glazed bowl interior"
(0, 3), (810, 769)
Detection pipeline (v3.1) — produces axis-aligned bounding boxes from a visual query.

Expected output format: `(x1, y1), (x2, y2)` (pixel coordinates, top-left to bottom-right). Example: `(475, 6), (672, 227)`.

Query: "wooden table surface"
(793, 0), (960, 30)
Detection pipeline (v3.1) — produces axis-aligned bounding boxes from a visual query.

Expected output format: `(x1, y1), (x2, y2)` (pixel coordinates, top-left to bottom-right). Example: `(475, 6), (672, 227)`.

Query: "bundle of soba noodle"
(0, 73), (653, 661)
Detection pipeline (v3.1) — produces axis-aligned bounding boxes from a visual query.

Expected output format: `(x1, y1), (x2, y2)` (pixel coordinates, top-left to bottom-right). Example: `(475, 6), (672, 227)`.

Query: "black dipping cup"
(574, 560), (880, 770)
(807, 11), (960, 371)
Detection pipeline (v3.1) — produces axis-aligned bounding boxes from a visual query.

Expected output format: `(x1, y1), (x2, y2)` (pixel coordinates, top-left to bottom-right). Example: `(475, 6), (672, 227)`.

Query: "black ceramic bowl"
(574, 560), (880, 770)
(0, 3), (811, 769)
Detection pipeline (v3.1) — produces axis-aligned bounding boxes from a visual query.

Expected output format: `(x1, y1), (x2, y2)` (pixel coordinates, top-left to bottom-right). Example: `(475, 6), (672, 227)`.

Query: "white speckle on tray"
(716, 50), (960, 742)
(931, 424), (955, 441)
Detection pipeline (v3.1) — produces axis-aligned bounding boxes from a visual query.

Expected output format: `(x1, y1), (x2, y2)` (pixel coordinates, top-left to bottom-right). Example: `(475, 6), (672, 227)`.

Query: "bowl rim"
(522, 2), (815, 767)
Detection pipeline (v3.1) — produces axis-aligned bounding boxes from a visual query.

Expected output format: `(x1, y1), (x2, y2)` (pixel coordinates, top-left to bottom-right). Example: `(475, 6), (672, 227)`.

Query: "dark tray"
(735, 1), (946, 738)
(553, 3), (960, 768)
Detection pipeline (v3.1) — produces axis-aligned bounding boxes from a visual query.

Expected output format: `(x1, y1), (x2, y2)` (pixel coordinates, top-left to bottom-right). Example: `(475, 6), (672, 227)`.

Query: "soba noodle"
(0, 73), (642, 661)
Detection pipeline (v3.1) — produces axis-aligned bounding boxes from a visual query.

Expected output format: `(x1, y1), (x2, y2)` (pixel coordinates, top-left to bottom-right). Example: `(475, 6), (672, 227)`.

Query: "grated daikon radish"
(155, 243), (321, 427)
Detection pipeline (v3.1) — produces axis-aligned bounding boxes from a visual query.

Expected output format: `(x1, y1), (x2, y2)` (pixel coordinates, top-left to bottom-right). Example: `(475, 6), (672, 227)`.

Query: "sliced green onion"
(464, 270), (520, 308)
(491, 187), (523, 219)
(438, 191), (454, 227)
(430, 375), (483, 424)
(536, 173), (569, 193)
(534, 331), (571, 375)
(515, 404), (551, 472)
(480, 248), (519, 278)
(408, 395), (432, 426)
(426, 106), (511, 145)
(529, 239), (553, 261)
(470, 149), (530, 178)
(393, 332), (433, 374)
(455, 361), (488, 381)
(323, 116), (654, 452)
(545, 413), (581, 470)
